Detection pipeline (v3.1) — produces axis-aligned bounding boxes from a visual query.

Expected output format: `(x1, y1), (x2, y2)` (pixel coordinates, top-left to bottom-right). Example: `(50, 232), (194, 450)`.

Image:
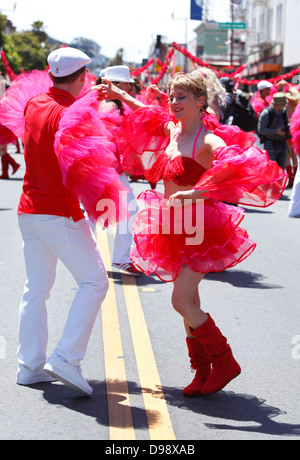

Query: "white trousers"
(112, 173), (138, 264)
(18, 214), (109, 370)
(288, 156), (300, 218)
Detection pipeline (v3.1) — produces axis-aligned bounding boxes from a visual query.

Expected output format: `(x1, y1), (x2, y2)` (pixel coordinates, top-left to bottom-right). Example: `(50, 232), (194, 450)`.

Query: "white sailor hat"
(47, 47), (91, 77)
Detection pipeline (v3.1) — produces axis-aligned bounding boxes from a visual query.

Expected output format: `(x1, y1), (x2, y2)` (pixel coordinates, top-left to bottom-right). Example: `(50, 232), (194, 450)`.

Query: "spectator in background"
(0, 124), (21, 180)
(0, 146), (20, 179)
(219, 77), (236, 125)
(0, 73), (21, 178)
(0, 71), (10, 98)
(285, 86), (300, 187)
(252, 80), (273, 115)
(258, 92), (290, 170)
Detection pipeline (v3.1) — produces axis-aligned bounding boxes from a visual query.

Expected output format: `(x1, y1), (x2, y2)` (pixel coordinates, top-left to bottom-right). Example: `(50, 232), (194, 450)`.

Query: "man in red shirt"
(17, 47), (109, 396)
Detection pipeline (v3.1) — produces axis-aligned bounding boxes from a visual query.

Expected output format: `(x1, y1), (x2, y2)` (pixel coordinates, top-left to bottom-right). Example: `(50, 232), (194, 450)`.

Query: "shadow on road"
(160, 386), (300, 438)
(205, 269), (283, 289)
(28, 379), (300, 438)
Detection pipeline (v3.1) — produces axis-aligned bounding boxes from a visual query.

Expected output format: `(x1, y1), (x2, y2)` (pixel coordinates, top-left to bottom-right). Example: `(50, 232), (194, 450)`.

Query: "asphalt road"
(1, 148), (300, 441)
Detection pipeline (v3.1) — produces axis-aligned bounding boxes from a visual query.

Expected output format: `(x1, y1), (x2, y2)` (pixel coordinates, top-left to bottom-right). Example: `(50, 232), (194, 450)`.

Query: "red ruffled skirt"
(130, 190), (256, 282)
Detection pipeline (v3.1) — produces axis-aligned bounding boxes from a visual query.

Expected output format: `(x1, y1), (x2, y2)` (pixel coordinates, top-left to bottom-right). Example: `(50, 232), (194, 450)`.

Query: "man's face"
(274, 103), (286, 112)
(261, 87), (271, 99)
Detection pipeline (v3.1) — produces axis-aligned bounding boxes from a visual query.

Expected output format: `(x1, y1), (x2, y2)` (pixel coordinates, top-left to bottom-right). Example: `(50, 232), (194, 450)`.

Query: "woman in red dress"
(109, 70), (287, 396)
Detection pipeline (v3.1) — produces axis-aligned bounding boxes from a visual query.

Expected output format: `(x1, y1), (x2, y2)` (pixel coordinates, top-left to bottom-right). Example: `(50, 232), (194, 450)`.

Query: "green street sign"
(219, 22), (246, 29)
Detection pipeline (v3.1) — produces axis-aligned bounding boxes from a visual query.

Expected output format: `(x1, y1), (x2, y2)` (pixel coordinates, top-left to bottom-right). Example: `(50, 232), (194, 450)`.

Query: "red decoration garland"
(172, 42), (300, 86)
(131, 58), (154, 77)
(235, 68), (300, 86)
(132, 42), (300, 88)
(151, 48), (174, 85)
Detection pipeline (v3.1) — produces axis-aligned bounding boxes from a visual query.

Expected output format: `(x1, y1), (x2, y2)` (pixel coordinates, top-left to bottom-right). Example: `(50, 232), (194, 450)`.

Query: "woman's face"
(169, 85), (205, 121)
(115, 81), (132, 93)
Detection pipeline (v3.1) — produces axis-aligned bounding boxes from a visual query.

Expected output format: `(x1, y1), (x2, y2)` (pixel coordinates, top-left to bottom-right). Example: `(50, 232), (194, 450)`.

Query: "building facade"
(193, 21), (229, 67)
(234, 0), (300, 77)
(190, 0), (300, 79)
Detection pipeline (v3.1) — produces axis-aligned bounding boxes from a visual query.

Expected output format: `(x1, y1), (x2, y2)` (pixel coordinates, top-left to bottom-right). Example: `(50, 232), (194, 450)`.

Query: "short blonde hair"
(167, 71), (209, 110)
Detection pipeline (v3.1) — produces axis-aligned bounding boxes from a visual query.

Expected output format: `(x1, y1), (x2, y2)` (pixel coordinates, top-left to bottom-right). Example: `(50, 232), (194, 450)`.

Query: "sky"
(1, 0), (229, 63)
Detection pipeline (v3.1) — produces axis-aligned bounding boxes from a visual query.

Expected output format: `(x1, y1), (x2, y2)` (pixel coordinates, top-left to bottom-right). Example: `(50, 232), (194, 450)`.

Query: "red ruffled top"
(145, 153), (206, 186)
(118, 106), (287, 208)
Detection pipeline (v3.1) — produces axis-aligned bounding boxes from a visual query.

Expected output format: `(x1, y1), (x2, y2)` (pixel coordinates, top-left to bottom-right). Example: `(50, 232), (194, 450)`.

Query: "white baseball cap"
(47, 47), (91, 77)
(257, 80), (273, 91)
(103, 65), (134, 83)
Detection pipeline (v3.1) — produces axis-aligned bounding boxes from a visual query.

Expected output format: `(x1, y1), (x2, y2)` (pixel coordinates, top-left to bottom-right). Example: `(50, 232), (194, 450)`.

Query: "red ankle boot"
(5, 153), (20, 175)
(0, 153), (9, 179)
(183, 337), (211, 396)
(286, 166), (295, 188)
(191, 314), (241, 394)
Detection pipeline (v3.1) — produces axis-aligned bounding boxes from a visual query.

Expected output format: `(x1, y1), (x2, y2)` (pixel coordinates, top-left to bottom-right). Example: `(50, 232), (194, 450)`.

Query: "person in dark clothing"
(219, 77), (236, 125)
(257, 92), (290, 170)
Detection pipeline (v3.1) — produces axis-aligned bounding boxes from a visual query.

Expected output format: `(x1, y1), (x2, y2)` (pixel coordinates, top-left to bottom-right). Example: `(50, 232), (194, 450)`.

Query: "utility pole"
(230, 1), (234, 66)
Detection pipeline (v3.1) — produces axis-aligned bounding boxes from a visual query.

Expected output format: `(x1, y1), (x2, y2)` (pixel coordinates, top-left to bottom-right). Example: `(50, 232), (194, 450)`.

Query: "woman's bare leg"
(184, 288), (201, 338)
(172, 266), (207, 330)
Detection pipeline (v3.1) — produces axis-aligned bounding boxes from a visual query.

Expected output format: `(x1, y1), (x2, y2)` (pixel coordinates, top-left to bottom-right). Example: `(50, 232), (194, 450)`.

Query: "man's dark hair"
(51, 66), (86, 84)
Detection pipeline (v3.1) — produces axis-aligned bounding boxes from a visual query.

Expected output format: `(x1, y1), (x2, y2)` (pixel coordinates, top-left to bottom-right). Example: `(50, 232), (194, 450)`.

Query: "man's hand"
(276, 127), (286, 136)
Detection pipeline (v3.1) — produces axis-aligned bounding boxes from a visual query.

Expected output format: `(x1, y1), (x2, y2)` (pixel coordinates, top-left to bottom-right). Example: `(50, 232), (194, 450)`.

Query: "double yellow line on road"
(97, 228), (175, 441)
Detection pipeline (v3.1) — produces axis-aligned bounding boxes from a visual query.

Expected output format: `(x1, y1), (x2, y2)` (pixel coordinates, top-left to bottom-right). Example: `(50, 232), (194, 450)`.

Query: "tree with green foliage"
(6, 31), (49, 72)
(0, 12), (6, 48)
(31, 20), (48, 45)
(0, 16), (54, 74)
(0, 14), (115, 77)
(108, 48), (124, 66)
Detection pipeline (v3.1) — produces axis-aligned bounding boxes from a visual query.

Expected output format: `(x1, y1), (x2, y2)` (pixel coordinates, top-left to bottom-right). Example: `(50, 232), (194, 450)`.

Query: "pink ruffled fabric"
(54, 90), (128, 226)
(0, 70), (52, 140)
(0, 70), (92, 141)
(130, 190), (256, 282)
(202, 112), (256, 148)
(290, 102), (300, 155)
(194, 144), (288, 207)
(98, 103), (129, 174)
(118, 105), (176, 175)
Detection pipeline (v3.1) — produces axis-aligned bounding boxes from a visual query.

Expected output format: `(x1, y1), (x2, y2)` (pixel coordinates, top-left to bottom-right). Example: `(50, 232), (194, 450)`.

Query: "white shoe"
(112, 262), (142, 276)
(43, 353), (93, 396)
(17, 364), (57, 385)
